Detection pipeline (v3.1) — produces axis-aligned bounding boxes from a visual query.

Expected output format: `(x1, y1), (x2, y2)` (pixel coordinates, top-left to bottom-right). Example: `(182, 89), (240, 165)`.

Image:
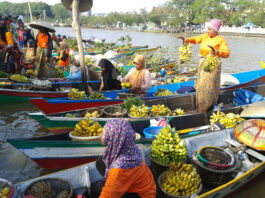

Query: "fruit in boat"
(203, 54), (220, 72)
(172, 108), (184, 116)
(121, 82), (126, 88)
(129, 104), (149, 117)
(155, 89), (173, 96)
(151, 104), (170, 116)
(68, 88), (87, 99)
(1, 187), (10, 196)
(85, 111), (100, 118)
(161, 162), (201, 196)
(88, 92), (105, 99)
(72, 118), (102, 137)
(126, 82), (131, 88)
(10, 74), (29, 82)
(179, 43), (192, 63)
(151, 126), (187, 165)
(210, 112), (244, 129)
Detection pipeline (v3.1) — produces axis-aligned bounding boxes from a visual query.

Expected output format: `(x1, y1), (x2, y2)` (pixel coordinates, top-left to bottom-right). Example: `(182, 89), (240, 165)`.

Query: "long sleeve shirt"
(99, 161), (156, 198)
(123, 68), (151, 91)
(187, 33), (230, 58)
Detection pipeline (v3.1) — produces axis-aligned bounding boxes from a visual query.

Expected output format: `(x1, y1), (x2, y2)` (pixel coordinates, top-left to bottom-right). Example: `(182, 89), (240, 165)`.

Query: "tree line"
(1, 0), (265, 28)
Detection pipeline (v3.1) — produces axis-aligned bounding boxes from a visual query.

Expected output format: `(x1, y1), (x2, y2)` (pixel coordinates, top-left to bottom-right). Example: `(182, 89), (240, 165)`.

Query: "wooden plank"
(226, 139), (265, 162)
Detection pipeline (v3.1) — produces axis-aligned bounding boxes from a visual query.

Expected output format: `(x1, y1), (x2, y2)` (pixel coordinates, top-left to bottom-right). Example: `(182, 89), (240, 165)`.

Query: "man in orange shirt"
(97, 119), (156, 198)
(185, 19), (230, 113)
(34, 27), (54, 79)
(58, 42), (70, 67)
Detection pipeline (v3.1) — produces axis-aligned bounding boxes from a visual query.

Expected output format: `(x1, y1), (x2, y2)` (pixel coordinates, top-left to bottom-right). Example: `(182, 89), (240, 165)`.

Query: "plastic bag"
(233, 89), (265, 107)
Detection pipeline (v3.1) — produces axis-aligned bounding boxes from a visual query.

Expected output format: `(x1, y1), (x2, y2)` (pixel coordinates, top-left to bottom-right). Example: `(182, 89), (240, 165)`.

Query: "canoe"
(0, 81), (101, 103)
(13, 127), (265, 198)
(29, 69), (265, 114)
(9, 103), (244, 169)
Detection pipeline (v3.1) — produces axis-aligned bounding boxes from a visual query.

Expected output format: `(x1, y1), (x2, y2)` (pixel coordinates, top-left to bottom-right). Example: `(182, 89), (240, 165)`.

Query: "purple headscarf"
(102, 119), (143, 179)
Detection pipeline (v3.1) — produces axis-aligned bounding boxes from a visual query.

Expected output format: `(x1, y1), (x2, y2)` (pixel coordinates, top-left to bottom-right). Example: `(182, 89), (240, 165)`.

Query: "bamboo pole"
(27, 0), (33, 22)
(72, 0), (88, 93)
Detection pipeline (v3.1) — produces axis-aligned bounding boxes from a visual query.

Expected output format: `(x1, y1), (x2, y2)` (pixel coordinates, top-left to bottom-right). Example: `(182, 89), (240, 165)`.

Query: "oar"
(260, 61), (265, 69)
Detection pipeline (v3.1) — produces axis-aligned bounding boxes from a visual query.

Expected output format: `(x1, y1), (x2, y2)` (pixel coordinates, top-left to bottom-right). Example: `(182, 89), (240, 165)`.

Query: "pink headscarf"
(207, 19), (222, 32)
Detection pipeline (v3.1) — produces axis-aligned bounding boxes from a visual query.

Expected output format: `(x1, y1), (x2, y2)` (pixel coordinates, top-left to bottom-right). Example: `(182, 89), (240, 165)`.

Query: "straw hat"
(29, 20), (55, 33)
(61, 0), (93, 13)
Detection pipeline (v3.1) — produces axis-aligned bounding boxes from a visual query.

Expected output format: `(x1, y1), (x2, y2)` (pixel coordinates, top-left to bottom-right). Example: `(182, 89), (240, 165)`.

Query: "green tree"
(51, 3), (71, 21)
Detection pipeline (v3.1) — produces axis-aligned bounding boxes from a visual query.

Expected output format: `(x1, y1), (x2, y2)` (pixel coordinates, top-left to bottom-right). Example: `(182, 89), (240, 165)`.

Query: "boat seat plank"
(226, 139), (265, 162)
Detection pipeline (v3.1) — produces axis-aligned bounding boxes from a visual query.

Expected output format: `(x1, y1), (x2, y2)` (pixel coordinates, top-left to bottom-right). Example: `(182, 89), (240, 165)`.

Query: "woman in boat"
(67, 57), (99, 81)
(123, 55), (151, 93)
(184, 19), (230, 113)
(57, 42), (70, 67)
(98, 119), (156, 198)
(34, 26), (55, 79)
(0, 23), (23, 74)
(98, 58), (122, 91)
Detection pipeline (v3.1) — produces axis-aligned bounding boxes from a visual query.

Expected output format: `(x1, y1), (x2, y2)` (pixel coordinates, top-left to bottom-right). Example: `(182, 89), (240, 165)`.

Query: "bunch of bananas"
(155, 89), (174, 96)
(25, 69), (35, 77)
(172, 108), (185, 116)
(0, 185), (11, 197)
(10, 74), (29, 82)
(161, 162), (201, 197)
(151, 104), (171, 116)
(179, 44), (192, 63)
(68, 88), (87, 99)
(129, 104), (149, 117)
(72, 118), (103, 137)
(55, 67), (64, 78)
(166, 76), (185, 84)
(151, 126), (187, 165)
(203, 54), (220, 72)
(210, 112), (244, 128)
(88, 92), (105, 99)
(84, 111), (100, 118)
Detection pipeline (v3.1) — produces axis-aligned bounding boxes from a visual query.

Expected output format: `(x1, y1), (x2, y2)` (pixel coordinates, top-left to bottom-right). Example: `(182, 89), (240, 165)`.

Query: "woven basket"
(158, 171), (202, 198)
(81, 107), (103, 118)
(103, 106), (127, 118)
(192, 151), (239, 188)
(23, 178), (73, 198)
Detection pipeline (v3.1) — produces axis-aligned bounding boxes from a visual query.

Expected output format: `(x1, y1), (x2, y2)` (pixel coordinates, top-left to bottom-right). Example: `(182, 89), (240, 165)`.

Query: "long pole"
(72, 0), (88, 93)
(27, 0), (33, 22)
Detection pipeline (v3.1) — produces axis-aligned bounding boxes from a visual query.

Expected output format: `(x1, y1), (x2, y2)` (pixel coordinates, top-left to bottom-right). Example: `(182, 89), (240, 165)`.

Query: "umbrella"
(61, 0), (93, 13)
(234, 119), (265, 151)
(29, 20), (55, 33)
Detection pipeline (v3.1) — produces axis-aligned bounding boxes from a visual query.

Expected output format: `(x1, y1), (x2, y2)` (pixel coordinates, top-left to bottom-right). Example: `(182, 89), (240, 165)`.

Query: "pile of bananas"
(179, 44), (192, 63)
(161, 162), (201, 197)
(129, 104), (149, 117)
(25, 69), (35, 77)
(210, 112), (244, 128)
(203, 54), (220, 72)
(171, 108), (185, 116)
(72, 119), (103, 137)
(166, 76), (185, 84)
(55, 67), (64, 78)
(0, 184), (11, 197)
(68, 88), (87, 99)
(151, 104), (171, 116)
(151, 126), (187, 165)
(155, 89), (174, 96)
(88, 92), (105, 99)
(10, 74), (29, 82)
(84, 111), (101, 118)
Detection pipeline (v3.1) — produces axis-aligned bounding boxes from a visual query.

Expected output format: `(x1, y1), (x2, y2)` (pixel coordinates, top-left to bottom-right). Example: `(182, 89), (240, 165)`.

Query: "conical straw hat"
(61, 0), (93, 13)
(29, 20), (55, 33)
(240, 101), (265, 118)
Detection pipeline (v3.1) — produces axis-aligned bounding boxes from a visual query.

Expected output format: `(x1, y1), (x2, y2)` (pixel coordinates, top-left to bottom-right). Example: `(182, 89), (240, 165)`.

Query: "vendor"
(185, 19), (230, 113)
(34, 26), (54, 79)
(98, 58), (122, 91)
(98, 119), (156, 198)
(123, 55), (151, 93)
(58, 42), (70, 67)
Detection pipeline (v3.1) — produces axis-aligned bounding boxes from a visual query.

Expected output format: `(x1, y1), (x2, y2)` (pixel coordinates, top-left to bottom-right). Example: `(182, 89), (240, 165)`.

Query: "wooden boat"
(29, 69), (265, 114)
(0, 80), (101, 103)
(13, 127), (265, 198)
(9, 103), (244, 169)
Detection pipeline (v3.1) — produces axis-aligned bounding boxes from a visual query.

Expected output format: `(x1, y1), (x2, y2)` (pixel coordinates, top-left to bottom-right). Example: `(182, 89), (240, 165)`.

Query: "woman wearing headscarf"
(98, 58), (122, 91)
(98, 119), (156, 198)
(185, 19), (230, 113)
(123, 55), (151, 93)
(58, 42), (70, 67)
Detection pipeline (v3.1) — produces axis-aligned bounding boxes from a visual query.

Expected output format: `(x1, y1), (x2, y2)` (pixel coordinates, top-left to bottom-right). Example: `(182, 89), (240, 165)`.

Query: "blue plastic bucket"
(143, 127), (163, 139)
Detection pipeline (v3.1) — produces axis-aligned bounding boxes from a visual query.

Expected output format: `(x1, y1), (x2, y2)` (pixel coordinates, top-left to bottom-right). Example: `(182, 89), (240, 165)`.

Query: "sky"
(0, 0), (168, 13)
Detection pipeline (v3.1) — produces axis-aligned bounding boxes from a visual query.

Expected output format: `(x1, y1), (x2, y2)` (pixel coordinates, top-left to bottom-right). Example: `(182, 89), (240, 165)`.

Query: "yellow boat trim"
(135, 48), (158, 53)
(198, 160), (265, 197)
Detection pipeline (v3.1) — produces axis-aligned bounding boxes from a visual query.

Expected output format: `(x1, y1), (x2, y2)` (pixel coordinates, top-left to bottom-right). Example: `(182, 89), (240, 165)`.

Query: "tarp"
(233, 89), (265, 107)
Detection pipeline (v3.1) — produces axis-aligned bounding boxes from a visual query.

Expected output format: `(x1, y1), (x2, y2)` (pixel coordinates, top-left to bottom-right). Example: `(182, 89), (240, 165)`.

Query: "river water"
(1, 28), (265, 197)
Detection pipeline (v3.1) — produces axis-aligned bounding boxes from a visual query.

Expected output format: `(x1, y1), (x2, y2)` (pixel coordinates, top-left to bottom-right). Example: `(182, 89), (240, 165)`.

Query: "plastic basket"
(81, 107), (103, 118)
(0, 178), (15, 198)
(143, 127), (163, 138)
(103, 106), (127, 118)
(23, 178), (73, 198)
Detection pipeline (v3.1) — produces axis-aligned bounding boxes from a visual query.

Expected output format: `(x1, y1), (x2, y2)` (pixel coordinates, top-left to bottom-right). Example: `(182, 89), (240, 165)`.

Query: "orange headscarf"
(129, 55), (146, 88)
